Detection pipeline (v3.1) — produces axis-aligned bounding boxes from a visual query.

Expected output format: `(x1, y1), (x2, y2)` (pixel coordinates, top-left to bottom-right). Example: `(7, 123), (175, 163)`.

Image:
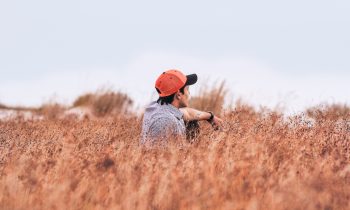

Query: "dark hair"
(156, 85), (186, 105)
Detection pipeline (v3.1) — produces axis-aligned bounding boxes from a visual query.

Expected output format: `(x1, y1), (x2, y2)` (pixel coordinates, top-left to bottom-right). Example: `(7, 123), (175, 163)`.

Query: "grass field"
(0, 88), (349, 210)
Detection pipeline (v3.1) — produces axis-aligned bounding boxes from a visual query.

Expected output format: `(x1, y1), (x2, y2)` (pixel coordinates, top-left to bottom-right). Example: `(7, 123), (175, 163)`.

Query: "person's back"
(141, 101), (186, 145)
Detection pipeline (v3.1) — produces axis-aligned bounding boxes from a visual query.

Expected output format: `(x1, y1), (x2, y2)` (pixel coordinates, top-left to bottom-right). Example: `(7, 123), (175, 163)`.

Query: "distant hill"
(0, 103), (36, 111)
(0, 103), (8, 109)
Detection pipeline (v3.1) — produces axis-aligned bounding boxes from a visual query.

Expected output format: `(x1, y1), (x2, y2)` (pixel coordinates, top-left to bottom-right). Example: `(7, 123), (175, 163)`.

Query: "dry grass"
(307, 104), (350, 122)
(0, 85), (349, 210)
(0, 89), (135, 120)
(73, 89), (134, 117)
(0, 106), (349, 210)
(190, 81), (228, 115)
(36, 103), (67, 120)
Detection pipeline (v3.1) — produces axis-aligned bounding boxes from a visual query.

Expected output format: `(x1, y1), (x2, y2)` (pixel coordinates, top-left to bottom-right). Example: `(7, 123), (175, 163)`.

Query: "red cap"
(155, 69), (197, 97)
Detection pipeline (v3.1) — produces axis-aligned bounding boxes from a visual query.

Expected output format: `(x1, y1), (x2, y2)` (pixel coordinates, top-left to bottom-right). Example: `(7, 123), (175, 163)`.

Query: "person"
(141, 69), (223, 145)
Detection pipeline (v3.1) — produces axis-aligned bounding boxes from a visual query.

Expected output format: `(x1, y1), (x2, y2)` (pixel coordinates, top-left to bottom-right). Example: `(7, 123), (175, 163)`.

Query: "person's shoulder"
(144, 101), (158, 111)
(150, 103), (174, 116)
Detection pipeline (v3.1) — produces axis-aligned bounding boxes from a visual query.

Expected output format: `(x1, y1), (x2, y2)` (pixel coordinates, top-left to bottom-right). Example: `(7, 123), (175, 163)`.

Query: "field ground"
(0, 104), (349, 210)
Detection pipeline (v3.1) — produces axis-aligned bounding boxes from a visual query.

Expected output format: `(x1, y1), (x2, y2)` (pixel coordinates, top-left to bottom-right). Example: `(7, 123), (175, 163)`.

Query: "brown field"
(0, 88), (349, 210)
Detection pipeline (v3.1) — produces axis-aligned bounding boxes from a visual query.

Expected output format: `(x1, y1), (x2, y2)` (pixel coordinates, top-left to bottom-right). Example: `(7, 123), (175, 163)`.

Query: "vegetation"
(0, 84), (349, 210)
(72, 89), (134, 117)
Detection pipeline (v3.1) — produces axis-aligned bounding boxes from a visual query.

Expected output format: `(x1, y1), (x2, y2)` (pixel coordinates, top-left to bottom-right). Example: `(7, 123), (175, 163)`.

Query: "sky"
(0, 0), (349, 113)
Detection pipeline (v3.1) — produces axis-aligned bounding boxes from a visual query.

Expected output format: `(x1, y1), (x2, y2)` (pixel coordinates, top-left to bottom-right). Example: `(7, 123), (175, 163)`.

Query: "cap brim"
(185, 74), (198, 86)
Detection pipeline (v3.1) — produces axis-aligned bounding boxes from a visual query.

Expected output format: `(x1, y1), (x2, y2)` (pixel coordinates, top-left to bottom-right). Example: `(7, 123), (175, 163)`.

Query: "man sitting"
(141, 69), (223, 145)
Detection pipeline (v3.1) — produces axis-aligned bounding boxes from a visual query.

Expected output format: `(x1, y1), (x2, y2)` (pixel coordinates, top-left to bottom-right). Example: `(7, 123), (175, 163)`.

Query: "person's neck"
(171, 100), (180, 109)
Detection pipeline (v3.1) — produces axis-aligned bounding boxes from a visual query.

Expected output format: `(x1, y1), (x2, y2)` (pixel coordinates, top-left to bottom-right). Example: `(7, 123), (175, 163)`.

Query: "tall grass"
(73, 89), (134, 117)
(0, 84), (349, 210)
(36, 102), (66, 120)
(0, 89), (133, 120)
(307, 103), (350, 122)
(190, 81), (228, 115)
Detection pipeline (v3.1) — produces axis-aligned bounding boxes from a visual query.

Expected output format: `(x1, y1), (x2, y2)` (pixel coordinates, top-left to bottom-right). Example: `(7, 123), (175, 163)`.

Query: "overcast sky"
(0, 0), (349, 113)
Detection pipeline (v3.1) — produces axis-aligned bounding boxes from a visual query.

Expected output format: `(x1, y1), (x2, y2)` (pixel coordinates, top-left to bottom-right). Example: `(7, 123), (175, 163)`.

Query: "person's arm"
(180, 107), (211, 121)
(180, 107), (224, 128)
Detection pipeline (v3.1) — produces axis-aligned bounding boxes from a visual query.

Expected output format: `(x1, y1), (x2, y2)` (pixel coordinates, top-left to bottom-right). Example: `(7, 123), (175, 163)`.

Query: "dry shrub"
(0, 105), (349, 210)
(307, 103), (350, 122)
(73, 93), (94, 107)
(36, 102), (66, 120)
(190, 80), (228, 115)
(92, 91), (133, 117)
(73, 89), (133, 117)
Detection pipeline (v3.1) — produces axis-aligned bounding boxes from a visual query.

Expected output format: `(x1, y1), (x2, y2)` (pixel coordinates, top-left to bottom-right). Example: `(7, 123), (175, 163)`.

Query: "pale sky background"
(0, 0), (349, 113)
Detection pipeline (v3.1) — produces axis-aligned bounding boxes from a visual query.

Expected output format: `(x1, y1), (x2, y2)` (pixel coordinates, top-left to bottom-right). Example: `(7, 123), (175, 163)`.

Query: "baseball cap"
(155, 69), (198, 97)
